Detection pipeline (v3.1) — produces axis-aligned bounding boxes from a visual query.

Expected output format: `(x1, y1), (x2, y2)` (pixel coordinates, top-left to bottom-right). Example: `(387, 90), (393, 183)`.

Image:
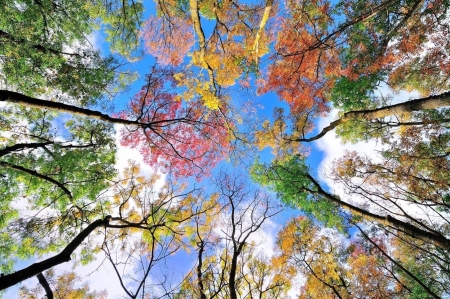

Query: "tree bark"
(36, 273), (54, 299)
(304, 174), (450, 250)
(0, 142), (52, 158)
(253, 0), (274, 58)
(305, 174), (450, 250)
(0, 216), (111, 291)
(0, 90), (190, 128)
(188, 0), (216, 87)
(299, 91), (450, 142)
(196, 240), (207, 299)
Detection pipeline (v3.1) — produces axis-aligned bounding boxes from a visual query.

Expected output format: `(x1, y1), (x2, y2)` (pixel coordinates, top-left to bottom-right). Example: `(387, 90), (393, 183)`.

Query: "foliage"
(177, 172), (286, 299)
(0, 105), (116, 272)
(251, 156), (345, 230)
(19, 269), (107, 299)
(3, 0), (450, 297)
(0, 0), (131, 105)
(117, 66), (232, 179)
(141, 15), (193, 66)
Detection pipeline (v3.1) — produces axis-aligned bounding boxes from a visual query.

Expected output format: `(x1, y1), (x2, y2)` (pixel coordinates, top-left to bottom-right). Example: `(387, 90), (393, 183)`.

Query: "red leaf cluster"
(118, 68), (231, 179)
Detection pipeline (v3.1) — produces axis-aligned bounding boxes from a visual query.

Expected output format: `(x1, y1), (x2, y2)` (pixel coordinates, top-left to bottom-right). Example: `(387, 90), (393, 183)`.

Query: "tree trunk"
(300, 91), (450, 142)
(0, 216), (110, 291)
(306, 174), (450, 250)
(0, 90), (190, 128)
(37, 273), (54, 299)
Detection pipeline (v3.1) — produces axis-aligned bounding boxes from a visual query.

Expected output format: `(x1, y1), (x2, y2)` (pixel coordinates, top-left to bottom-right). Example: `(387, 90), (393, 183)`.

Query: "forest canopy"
(1, 0), (450, 298)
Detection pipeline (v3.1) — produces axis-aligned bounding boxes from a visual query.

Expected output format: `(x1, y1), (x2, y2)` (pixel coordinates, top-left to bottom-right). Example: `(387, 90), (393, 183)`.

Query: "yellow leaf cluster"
(174, 71), (221, 109)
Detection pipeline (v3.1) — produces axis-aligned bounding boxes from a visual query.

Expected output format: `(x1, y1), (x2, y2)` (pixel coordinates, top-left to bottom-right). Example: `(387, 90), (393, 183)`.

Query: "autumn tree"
(177, 172), (288, 299)
(275, 216), (448, 298)
(254, 0), (450, 155)
(251, 156), (450, 250)
(0, 163), (212, 293)
(0, 2), (234, 291)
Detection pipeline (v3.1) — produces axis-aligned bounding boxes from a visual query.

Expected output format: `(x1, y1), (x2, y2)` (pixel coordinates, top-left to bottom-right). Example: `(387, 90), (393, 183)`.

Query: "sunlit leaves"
(19, 270), (107, 299)
(141, 15), (194, 66)
(0, 0), (122, 104)
(119, 67), (232, 179)
(251, 156), (345, 229)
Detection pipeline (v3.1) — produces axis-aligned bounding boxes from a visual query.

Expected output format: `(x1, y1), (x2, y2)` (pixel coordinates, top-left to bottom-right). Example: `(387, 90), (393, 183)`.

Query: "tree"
(0, 65), (233, 180)
(0, 0), (142, 104)
(251, 156), (450, 250)
(178, 172), (287, 299)
(0, 163), (209, 293)
(275, 216), (448, 298)
(4, 0), (450, 296)
(118, 67), (232, 179)
(0, 106), (116, 275)
(0, 1), (234, 291)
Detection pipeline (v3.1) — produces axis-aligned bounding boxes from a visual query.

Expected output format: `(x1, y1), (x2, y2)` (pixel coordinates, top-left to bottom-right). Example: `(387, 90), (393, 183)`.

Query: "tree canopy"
(1, 0), (450, 298)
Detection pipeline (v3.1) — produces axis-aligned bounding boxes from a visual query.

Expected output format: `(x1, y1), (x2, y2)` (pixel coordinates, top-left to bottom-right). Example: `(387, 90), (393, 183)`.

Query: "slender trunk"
(37, 273), (54, 299)
(253, 0), (274, 58)
(0, 216), (111, 291)
(355, 224), (441, 299)
(306, 174), (450, 250)
(197, 240), (207, 299)
(228, 253), (238, 299)
(299, 91), (450, 142)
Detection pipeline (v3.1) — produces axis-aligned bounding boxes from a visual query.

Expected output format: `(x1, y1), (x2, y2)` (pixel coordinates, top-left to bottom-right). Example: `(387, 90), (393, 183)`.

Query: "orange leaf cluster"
(141, 15), (194, 66)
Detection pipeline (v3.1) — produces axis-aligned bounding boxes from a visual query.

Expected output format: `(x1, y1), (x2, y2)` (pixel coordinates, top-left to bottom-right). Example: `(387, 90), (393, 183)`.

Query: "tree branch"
(305, 174), (450, 250)
(298, 91), (450, 142)
(0, 161), (73, 201)
(36, 272), (54, 299)
(0, 216), (111, 290)
(354, 223), (441, 299)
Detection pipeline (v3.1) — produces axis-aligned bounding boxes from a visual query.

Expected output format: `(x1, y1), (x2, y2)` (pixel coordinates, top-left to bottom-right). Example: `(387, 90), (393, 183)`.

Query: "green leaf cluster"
(251, 156), (345, 230)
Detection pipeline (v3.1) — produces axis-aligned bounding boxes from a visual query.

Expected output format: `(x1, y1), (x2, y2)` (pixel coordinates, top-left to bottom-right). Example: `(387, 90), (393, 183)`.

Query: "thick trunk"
(253, 0), (274, 58)
(0, 142), (52, 158)
(0, 216), (111, 291)
(300, 91), (450, 142)
(188, 0), (215, 85)
(0, 90), (132, 125)
(0, 90), (189, 128)
(305, 174), (450, 250)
